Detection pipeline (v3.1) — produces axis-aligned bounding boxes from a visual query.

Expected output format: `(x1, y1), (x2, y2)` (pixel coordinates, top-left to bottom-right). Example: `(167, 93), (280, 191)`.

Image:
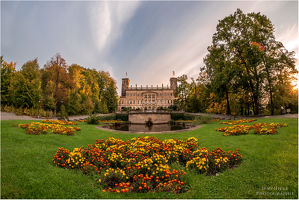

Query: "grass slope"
(1, 118), (298, 199)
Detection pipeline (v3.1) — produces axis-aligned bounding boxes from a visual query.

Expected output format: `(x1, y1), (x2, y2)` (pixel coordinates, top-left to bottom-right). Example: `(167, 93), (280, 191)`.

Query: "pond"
(102, 122), (195, 133)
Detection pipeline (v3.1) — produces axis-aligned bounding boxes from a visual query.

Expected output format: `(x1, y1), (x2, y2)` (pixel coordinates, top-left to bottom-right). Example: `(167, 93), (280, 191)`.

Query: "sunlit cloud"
(88, 1), (140, 53)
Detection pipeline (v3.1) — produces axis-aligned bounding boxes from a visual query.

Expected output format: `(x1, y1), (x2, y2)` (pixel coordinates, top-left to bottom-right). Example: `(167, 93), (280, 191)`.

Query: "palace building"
(119, 77), (177, 111)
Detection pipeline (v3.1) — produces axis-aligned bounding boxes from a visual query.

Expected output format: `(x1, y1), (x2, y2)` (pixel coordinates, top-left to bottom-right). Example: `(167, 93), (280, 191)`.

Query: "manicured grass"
(1, 118), (298, 198)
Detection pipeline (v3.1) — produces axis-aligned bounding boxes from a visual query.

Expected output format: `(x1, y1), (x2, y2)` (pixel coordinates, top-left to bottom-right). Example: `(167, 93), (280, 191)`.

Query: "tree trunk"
(251, 95), (255, 115)
(253, 95), (259, 115)
(269, 91), (274, 115)
(54, 59), (60, 117)
(225, 89), (231, 115)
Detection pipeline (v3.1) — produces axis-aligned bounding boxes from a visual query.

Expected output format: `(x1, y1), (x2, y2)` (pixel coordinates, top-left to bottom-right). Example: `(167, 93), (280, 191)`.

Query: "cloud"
(88, 1), (140, 53)
(276, 23), (298, 52)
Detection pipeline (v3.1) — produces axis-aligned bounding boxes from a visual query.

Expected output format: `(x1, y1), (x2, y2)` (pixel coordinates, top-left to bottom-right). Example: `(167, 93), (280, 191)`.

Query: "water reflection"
(107, 123), (193, 132)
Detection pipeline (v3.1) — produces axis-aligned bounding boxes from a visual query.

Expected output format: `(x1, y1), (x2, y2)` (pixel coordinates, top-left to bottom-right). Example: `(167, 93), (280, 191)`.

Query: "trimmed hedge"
(115, 114), (128, 121)
(96, 114), (129, 121)
(97, 114), (116, 121)
(184, 114), (197, 120)
(171, 114), (185, 121)
(171, 114), (197, 121)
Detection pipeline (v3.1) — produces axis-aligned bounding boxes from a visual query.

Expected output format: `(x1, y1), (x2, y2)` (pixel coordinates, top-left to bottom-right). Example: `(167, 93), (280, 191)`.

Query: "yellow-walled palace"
(119, 77), (177, 111)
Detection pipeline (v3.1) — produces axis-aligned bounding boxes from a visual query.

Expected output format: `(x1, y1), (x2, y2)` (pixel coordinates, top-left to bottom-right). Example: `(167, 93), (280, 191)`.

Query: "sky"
(1, 0), (298, 95)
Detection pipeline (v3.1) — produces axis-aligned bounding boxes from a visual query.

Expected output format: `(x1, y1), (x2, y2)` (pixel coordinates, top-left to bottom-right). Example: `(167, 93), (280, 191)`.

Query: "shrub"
(15, 107), (24, 116)
(200, 114), (212, 124)
(86, 113), (100, 125)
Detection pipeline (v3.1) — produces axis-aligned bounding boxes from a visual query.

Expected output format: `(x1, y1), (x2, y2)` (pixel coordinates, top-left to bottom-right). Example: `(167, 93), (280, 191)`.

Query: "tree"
(203, 45), (238, 115)
(103, 77), (118, 113)
(204, 9), (297, 115)
(98, 71), (118, 113)
(175, 75), (190, 111)
(0, 57), (16, 106)
(67, 90), (83, 115)
(9, 58), (42, 108)
(262, 41), (297, 114)
(43, 53), (74, 117)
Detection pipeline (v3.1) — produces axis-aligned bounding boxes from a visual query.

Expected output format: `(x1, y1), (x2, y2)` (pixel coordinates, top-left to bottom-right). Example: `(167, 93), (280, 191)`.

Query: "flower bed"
(17, 122), (81, 136)
(41, 119), (78, 125)
(215, 125), (252, 136)
(252, 123), (287, 135)
(52, 136), (242, 194)
(219, 119), (257, 125)
(216, 121), (287, 136)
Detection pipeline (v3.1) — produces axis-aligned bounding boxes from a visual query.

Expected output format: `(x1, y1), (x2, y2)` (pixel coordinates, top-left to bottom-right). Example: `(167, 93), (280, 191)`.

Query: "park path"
(0, 112), (110, 121)
(1, 111), (297, 121)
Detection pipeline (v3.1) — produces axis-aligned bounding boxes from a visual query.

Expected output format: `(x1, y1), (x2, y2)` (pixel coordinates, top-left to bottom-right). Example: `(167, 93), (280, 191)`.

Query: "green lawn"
(1, 118), (298, 199)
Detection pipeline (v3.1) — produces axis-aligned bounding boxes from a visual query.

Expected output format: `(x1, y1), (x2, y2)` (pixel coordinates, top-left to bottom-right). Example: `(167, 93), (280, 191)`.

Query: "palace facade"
(119, 77), (177, 111)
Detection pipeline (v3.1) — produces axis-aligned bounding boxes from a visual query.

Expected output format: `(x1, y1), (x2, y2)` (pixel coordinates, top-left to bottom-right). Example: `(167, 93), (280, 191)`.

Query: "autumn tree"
(42, 53), (74, 117)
